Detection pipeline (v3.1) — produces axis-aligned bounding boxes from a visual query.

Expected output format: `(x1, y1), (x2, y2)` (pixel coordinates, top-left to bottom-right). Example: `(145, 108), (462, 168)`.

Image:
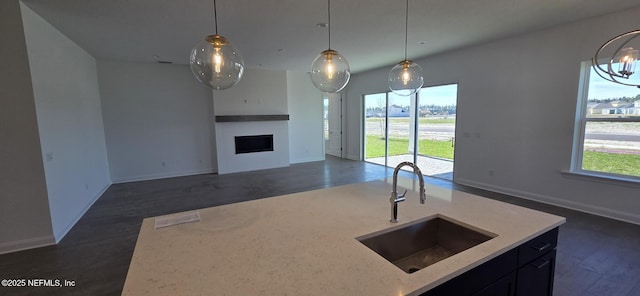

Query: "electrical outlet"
(161, 161), (166, 167)
(45, 152), (53, 162)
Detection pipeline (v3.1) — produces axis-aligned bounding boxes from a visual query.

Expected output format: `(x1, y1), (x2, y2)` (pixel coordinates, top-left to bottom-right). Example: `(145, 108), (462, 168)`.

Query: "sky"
(588, 64), (640, 100)
(418, 84), (458, 106)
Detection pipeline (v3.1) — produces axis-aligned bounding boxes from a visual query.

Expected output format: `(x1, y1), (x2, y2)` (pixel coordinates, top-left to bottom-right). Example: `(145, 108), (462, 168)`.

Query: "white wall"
(286, 71), (325, 163)
(98, 60), (215, 182)
(213, 68), (288, 115)
(213, 68), (290, 173)
(0, 0), (54, 254)
(345, 7), (640, 224)
(20, 3), (112, 241)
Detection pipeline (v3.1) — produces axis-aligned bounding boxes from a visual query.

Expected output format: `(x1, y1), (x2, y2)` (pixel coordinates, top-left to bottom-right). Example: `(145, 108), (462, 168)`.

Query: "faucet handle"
(391, 189), (407, 203)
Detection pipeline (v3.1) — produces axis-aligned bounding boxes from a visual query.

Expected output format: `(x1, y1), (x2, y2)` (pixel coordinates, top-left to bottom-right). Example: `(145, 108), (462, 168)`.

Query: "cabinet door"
(473, 272), (516, 296)
(516, 250), (556, 296)
(420, 249), (518, 296)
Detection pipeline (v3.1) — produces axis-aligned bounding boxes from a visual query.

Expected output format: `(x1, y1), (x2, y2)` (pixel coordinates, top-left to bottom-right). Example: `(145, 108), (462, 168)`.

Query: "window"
(572, 61), (640, 180)
(323, 97), (329, 140)
(363, 84), (457, 180)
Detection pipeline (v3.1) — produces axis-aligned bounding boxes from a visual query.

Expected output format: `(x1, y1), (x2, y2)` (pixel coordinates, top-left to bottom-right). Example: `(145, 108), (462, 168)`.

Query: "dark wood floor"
(1, 156), (639, 295)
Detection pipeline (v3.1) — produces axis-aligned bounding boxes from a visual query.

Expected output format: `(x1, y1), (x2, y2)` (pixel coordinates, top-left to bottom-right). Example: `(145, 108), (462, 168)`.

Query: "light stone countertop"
(122, 177), (565, 296)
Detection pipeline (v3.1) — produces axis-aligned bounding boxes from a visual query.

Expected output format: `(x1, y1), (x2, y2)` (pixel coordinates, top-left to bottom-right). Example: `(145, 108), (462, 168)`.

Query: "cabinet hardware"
(532, 242), (551, 252)
(534, 259), (550, 269)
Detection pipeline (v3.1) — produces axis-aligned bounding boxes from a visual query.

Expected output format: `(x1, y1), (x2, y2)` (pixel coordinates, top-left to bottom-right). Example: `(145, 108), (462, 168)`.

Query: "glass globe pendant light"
(190, 0), (244, 90)
(310, 0), (350, 93)
(388, 0), (423, 96)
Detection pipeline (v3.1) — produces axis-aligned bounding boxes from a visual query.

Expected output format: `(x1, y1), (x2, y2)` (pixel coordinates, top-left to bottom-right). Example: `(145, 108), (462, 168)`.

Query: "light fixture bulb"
(402, 66), (411, 85)
(213, 47), (223, 74)
(190, 34), (244, 90)
(326, 62), (334, 79)
(310, 49), (350, 93)
(326, 54), (335, 80)
(389, 60), (423, 96)
(617, 47), (638, 78)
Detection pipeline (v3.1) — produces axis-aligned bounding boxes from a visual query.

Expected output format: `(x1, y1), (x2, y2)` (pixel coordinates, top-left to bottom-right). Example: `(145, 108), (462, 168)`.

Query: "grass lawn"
(365, 136), (640, 178)
(582, 150), (640, 177)
(365, 135), (454, 160)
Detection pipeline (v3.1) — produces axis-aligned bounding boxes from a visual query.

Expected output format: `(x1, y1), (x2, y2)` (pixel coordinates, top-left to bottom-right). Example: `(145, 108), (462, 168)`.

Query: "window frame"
(571, 60), (640, 182)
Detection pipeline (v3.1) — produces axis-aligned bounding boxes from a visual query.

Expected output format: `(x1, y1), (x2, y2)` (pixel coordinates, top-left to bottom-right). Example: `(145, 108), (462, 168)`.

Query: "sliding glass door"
(416, 84), (457, 179)
(363, 84), (458, 180)
(364, 93), (388, 165)
(386, 92), (415, 168)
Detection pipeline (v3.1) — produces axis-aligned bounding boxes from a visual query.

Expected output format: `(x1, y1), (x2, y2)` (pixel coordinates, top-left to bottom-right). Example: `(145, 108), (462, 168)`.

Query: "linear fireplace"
(235, 135), (274, 154)
(215, 119), (289, 174)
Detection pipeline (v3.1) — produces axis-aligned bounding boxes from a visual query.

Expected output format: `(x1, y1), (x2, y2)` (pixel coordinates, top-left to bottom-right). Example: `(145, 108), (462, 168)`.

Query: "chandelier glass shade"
(389, 60), (423, 96)
(309, 0), (351, 93)
(310, 49), (350, 93)
(190, 34), (244, 90)
(388, 0), (423, 96)
(190, 0), (244, 90)
(592, 30), (640, 88)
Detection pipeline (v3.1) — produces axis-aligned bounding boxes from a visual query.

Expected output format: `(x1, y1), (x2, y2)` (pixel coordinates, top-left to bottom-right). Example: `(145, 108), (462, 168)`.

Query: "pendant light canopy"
(592, 30), (640, 88)
(190, 0), (244, 90)
(310, 0), (351, 93)
(389, 0), (423, 96)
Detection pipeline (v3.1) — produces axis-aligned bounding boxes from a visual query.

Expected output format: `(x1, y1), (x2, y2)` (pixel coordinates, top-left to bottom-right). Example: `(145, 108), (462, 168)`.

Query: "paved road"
(368, 121), (640, 142)
(585, 133), (640, 142)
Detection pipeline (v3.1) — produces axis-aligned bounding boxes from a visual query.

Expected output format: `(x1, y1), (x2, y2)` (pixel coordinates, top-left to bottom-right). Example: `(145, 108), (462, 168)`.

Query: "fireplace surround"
(215, 115), (289, 174)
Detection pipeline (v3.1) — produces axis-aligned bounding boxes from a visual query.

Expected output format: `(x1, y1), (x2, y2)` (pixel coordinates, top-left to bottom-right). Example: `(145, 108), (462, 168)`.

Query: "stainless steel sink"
(357, 216), (496, 274)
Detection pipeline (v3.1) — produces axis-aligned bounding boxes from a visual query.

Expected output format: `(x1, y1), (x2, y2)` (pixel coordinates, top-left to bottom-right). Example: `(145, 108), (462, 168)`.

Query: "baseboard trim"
(456, 178), (640, 226)
(112, 168), (215, 184)
(0, 235), (56, 255)
(346, 154), (359, 161)
(290, 156), (325, 164)
(53, 182), (111, 243)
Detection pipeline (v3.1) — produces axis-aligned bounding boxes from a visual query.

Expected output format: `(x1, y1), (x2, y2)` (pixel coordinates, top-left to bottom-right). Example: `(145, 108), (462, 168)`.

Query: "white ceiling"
(21, 0), (640, 73)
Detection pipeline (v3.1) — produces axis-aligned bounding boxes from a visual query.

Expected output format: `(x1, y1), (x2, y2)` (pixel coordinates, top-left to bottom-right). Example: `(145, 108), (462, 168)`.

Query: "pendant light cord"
(213, 0), (219, 34)
(404, 0), (409, 60)
(328, 0), (332, 49)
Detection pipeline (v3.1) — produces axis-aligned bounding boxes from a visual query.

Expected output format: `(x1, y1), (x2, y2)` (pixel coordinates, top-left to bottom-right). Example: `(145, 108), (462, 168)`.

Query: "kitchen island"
(122, 177), (565, 295)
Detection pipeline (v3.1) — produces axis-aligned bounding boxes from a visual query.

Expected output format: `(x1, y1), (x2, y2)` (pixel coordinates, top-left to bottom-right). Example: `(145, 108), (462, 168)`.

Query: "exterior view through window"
(364, 84), (457, 180)
(573, 61), (640, 179)
(323, 98), (329, 140)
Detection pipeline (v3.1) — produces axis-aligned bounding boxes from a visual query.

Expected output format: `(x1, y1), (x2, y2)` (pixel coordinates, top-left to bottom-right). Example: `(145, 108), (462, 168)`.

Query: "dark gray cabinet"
(515, 228), (558, 296)
(516, 250), (556, 296)
(473, 272), (517, 296)
(420, 227), (558, 296)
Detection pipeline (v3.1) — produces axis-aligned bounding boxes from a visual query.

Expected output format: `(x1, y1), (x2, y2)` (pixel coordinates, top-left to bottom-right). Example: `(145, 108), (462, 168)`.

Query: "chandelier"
(592, 30), (640, 88)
